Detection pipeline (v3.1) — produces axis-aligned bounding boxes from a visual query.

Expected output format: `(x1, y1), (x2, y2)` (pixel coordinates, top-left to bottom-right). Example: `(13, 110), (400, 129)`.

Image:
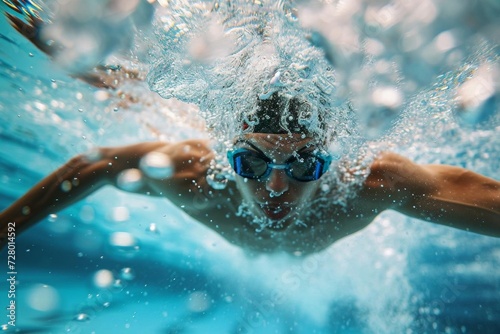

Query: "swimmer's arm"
(0, 140), (217, 247)
(365, 152), (500, 237)
(0, 142), (169, 247)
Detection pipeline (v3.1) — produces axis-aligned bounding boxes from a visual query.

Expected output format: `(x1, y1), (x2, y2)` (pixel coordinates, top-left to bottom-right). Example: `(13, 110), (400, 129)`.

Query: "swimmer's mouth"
(258, 203), (293, 222)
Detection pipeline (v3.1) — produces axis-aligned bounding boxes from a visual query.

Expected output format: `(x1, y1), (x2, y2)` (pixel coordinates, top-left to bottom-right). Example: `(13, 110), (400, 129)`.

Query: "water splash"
(148, 0), (356, 150)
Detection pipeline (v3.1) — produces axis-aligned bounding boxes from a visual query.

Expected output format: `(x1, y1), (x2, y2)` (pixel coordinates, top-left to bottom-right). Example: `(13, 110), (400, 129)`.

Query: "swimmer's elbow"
(365, 152), (431, 193)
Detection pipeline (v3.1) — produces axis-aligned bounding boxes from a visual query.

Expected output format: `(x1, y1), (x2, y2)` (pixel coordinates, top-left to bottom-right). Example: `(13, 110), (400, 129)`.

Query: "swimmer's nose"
(265, 169), (289, 195)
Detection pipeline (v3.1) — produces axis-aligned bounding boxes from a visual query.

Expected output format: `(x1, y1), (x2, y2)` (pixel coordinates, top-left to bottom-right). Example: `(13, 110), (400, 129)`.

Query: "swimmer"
(1, 7), (499, 254)
(1, 91), (499, 254)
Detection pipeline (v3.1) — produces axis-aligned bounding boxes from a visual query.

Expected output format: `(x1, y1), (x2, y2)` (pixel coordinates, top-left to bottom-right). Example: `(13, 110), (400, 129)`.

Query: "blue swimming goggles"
(227, 144), (333, 182)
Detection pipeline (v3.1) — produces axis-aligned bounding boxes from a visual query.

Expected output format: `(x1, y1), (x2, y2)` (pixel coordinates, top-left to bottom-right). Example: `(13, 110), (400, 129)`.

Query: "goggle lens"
(234, 154), (268, 178)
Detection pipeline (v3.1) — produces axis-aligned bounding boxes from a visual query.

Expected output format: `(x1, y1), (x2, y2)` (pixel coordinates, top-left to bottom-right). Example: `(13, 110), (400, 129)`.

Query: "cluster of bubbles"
(6, 0), (497, 193)
(148, 0), (356, 147)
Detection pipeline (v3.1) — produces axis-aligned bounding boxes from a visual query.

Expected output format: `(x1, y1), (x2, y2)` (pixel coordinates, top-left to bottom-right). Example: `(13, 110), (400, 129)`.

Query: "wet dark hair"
(244, 92), (319, 135)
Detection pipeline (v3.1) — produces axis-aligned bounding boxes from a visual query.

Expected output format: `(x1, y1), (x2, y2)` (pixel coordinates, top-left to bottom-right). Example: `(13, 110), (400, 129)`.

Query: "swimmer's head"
(232, 93), (330, 231)
(241, 92), (325, 139)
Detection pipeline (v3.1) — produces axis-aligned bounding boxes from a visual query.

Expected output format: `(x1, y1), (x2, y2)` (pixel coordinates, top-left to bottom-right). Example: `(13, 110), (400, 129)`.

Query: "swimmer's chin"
(249, 203), (296, 231)
(263, 218), (294, 231)
(266, 221), (291, 232)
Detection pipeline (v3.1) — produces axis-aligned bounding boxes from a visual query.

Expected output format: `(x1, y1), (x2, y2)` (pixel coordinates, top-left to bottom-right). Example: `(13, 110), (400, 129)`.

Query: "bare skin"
(1, 135), (499, 255)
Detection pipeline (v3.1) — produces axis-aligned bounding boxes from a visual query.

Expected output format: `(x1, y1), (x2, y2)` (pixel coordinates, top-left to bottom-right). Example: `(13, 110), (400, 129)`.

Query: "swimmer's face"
(232, 133), (323, 231)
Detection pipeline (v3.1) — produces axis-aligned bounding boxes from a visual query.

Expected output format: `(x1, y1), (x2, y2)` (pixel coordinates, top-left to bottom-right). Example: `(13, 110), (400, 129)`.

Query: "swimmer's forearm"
(0, 155), (112, 246)
(367, 153), (500, 236)
(401, 165), (500, 237)
(402, 196), (500, 237)
(0, 142), (171, 247)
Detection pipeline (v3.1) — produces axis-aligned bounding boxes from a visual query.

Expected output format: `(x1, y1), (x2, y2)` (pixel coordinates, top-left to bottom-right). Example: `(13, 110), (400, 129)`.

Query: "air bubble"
(116, 169), (143, 192)
(111, 206), (130, 222)
(206, 173), (228, 190)
(83, 149), (102, 162)
(146, 223), (160, 234)
(61, 180), (72, 192)
(27, 284), (60, 312)
(94, 90), (109, 101)
(188, 291), (211, 313)
(109, 232), (139, 256)
(110, 232), (136, 246)
(74, 313), (90, 322)
(269, 190), (285, 197)
(139, 152), (174, 179)
(113, 279), (124, 290)
(93, 269), (114, 288)
(120, 267), (135, 281)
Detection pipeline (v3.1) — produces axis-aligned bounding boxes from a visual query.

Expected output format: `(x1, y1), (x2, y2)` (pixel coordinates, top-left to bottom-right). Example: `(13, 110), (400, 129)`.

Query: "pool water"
(1, 1), (499, 333)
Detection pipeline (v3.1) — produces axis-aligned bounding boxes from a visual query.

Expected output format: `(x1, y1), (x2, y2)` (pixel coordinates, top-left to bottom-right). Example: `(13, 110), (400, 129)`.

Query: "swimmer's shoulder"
(358, 151), (439, 210)
(363, 152), (423, 191)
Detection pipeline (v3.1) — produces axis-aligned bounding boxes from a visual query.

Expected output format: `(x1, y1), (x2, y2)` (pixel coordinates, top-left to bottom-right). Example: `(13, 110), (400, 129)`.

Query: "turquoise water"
(1, 1), (500, 333)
